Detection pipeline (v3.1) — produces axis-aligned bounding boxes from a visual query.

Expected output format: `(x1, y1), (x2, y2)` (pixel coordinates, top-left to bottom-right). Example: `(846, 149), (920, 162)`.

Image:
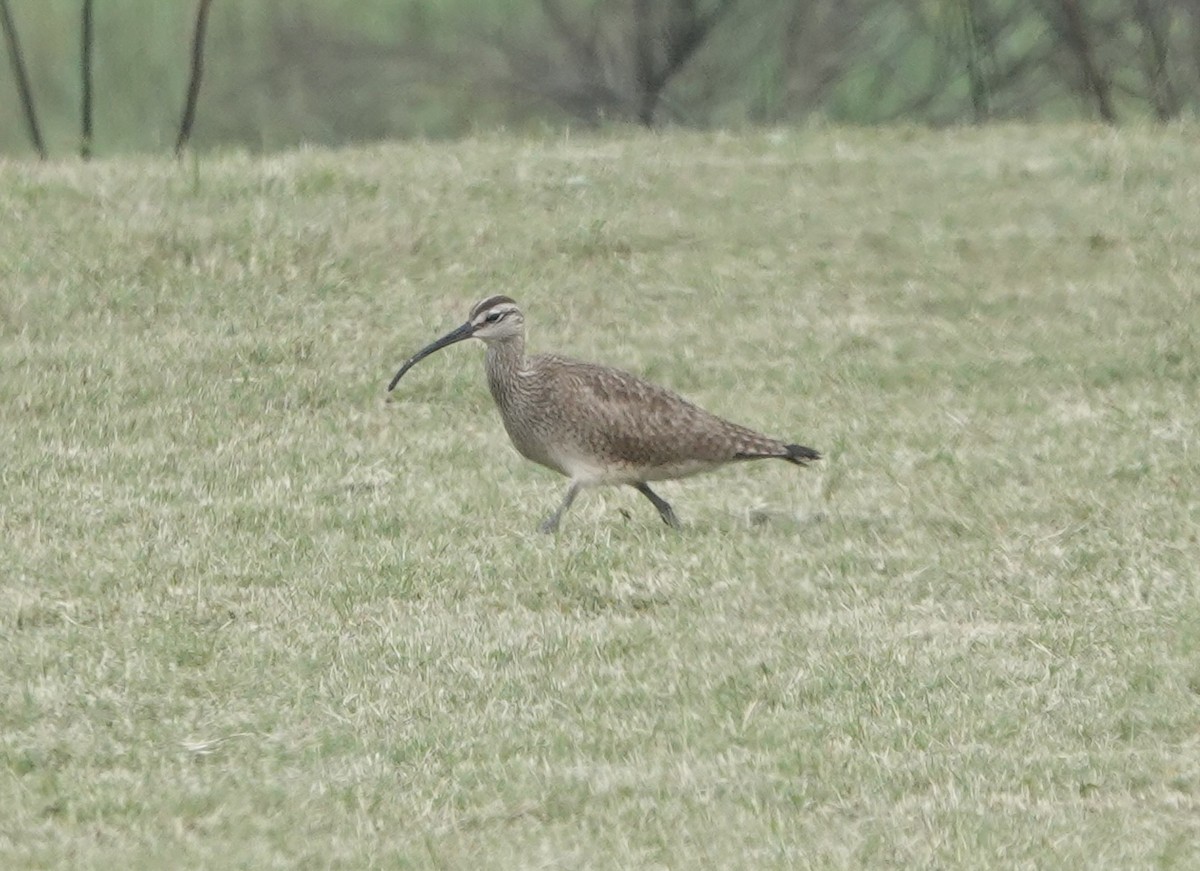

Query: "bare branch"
(82, 0), (94, 159)
(175, 0), (214, 156)
(0, 0), (46, 158)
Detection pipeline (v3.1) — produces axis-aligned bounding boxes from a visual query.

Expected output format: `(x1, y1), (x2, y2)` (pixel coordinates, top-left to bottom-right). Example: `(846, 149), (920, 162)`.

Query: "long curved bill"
(388, 321), (474, 391)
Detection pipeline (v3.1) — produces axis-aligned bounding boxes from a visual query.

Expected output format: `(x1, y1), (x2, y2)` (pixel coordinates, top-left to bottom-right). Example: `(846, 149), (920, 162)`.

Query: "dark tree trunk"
(1046, 0), (1116, 122)
(633, 0), (658, 125)
(631, 0), (735, 127)
(962, 0), (990, 122)
(0, 0), (47, 158)
(81, 0), (94, 159)
(1131, 0), (1179, 120)
(175, 0), (214, 156)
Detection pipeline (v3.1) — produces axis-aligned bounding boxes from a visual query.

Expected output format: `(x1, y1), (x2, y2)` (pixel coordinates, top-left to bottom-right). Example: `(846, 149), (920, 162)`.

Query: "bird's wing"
(535, 355), (787, 466)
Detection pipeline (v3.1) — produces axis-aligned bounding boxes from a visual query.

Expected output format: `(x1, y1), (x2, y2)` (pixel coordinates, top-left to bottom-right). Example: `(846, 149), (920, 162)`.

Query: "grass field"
(2, 126), (1199, 868)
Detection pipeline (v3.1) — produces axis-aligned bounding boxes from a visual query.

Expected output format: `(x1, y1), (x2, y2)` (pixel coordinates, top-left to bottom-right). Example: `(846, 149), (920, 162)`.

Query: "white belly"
(553, 449), (718, 486)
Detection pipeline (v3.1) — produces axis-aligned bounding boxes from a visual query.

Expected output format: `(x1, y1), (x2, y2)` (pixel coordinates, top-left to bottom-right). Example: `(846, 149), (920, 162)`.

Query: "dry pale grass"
(2, 126), (1199, 868)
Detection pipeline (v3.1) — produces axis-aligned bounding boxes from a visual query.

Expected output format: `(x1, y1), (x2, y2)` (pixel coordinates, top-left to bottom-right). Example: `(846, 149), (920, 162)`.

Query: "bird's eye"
(485, 311), (503, 324)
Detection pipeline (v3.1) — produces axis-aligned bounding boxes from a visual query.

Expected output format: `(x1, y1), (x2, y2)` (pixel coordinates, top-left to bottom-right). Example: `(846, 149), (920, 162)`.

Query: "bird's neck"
(484, 336), (526, 405)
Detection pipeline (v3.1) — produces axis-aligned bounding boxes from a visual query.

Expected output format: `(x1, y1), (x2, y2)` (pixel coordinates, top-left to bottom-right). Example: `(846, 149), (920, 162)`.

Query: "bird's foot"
(631, 482), (681, 529)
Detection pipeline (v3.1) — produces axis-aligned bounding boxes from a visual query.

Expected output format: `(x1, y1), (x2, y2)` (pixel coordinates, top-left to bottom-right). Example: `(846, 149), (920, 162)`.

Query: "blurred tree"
(899, 0), (1045, 123)
(1034, 0), (1117, 121)
(500, 0), (740, 126)
(1129, 0), (1180, 119)
(958, 0), (992, 120)
(769, 1), (872, 119)
(3, 0), (1200, 156)
(631, 0), (737, 124)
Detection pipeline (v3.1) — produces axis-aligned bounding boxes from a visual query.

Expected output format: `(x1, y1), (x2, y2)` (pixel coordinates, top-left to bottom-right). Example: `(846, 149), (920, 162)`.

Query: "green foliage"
(2, 127), (1200, 867)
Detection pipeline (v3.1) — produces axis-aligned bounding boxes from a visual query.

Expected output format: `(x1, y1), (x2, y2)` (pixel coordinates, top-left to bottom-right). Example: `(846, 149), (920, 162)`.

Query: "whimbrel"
(388, 296), (820, 532)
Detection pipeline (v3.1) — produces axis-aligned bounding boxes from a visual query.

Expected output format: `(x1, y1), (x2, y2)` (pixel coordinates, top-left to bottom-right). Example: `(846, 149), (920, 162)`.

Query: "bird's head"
(466, 295), (524, 342)
(388, 295), (524, 391)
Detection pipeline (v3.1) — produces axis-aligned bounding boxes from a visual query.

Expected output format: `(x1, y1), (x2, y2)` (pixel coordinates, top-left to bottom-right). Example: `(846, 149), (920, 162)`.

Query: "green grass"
(2, 126), (1199, 868)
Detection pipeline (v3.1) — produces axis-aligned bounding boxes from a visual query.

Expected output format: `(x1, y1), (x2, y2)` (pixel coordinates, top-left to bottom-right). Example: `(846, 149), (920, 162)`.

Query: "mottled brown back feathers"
(510, 352), (808, 472)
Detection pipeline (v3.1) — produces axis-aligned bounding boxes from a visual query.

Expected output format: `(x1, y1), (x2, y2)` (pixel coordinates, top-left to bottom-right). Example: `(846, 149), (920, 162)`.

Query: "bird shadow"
(611, 505), (824, 536)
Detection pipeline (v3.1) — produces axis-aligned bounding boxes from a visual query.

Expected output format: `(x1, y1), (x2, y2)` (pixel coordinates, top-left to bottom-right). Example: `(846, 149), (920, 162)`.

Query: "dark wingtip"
(785, 444), (821, 465)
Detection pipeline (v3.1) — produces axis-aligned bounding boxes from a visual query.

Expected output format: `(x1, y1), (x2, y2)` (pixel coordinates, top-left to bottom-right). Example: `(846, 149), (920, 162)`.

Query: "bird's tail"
(733, 440), (822, 465)
(782, 443), (821, 466)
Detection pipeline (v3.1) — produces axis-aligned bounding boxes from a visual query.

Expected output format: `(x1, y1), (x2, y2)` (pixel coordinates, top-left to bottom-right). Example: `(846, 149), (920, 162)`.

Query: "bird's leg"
(631, 482), (680, 529)
(540, 481), (582, 534)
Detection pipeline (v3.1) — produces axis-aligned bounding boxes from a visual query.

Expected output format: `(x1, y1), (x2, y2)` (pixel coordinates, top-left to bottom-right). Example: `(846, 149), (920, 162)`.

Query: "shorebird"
(388, 296), (820, 532)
